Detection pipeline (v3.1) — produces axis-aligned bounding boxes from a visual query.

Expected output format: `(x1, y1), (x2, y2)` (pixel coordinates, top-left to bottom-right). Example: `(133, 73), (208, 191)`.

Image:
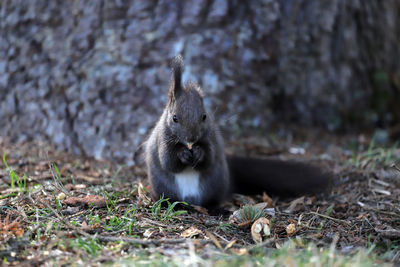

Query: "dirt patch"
(0, 133), (399, 265)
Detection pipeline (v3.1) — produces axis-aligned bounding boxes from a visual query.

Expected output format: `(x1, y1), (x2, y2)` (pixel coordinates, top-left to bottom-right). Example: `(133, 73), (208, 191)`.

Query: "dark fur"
(145, 55), (230, 207)
(228, 156), (332, 196)
(145, 55), (332, 208)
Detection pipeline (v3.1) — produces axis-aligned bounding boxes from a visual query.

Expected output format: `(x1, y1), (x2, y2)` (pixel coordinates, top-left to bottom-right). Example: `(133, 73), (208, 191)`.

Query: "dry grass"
(0, 133), (399, 266)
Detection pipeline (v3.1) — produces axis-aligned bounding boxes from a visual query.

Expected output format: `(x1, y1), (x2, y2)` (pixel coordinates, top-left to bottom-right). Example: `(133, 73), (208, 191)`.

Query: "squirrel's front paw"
(177, 148), (193, 165)
(192, 146), (205, 167)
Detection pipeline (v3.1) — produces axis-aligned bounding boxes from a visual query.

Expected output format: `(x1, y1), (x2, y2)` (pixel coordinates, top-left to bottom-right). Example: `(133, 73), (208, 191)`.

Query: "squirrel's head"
(165, 55), (210, 149)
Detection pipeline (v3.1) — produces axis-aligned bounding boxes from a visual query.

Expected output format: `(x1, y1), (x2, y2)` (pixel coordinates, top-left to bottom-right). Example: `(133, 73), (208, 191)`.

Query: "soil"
(0, 130), (399, 265)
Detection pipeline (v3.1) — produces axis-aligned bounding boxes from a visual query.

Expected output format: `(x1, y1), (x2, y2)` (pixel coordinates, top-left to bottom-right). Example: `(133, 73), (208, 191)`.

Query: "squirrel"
(145, 55), (332, 208)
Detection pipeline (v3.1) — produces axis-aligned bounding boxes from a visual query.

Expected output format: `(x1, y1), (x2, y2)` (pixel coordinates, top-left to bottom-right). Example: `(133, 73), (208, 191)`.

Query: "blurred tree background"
(0, 0), (399, 163)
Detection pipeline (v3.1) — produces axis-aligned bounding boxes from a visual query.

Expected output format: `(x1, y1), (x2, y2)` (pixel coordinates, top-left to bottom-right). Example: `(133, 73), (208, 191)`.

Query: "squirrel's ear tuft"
(168, 55), (184, 104)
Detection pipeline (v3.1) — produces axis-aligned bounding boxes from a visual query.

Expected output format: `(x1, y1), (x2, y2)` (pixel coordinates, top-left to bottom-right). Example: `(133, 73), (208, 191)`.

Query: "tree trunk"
(0, 0), (399, 163)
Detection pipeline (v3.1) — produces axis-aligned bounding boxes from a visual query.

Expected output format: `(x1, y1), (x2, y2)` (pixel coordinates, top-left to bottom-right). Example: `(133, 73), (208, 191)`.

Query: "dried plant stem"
(309, 211), (350, 225)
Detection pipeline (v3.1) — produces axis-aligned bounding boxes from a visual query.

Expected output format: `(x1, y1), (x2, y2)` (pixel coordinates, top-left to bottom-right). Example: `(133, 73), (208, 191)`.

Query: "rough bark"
(0, 0), (399, 163)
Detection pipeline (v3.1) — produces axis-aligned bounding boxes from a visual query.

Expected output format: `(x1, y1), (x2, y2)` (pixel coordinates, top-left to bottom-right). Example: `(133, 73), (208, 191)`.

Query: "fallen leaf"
(192, 205), (209, 215)
(224, 239), (237, 250)
(231, 248), (248, 256)
(64, 184), (87, 191)
(262, 192), (273, 208)
(0, 213), (24, 241)
(143, 229), (154, 238)
(137, 182), (152, 207)
(75, 184), (87, 189)
(63, 195), (106, 207)
(76, 174), (100, 183)
(286, 223), (296, 236)
(81, 221), (89, 229)
(293, 238), (306, 248)
(181, 226), (202, 238)
(284, 196), (305, 213)
(305, 197), (315, 205)
(205, 230), (222, 249)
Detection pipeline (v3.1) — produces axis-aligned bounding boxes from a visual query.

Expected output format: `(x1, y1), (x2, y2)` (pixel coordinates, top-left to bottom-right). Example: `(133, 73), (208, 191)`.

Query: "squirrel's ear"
(168, 55), (184, 104)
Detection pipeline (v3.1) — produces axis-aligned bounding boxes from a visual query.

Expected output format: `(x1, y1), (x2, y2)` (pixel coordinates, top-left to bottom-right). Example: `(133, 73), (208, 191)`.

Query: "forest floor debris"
(0, 131), (399, 266)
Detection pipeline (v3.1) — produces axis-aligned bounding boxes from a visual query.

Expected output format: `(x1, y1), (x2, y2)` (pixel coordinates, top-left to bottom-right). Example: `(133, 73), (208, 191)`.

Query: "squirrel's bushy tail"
(228, 156), (332, 196)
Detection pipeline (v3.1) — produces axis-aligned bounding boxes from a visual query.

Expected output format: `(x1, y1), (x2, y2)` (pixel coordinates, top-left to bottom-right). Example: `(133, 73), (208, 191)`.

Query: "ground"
(0, 129), (399, 266)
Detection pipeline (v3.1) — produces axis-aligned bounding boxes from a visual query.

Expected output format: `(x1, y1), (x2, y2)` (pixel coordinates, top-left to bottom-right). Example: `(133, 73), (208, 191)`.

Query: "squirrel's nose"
(186, 138), (197, 150)
(186, 142), (193, 150)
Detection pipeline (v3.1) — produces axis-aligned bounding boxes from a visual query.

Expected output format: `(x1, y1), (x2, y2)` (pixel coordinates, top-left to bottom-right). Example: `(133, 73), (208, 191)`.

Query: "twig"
(371, 188), (391, 195)
(357, 203), (400, 218)
(392, 164), (400, 173)
(369, 178), (389, 187)
(213, 231), (230, 243)
(65, 209), (90, 219)
(297, 222), (321, 230)
(309, 211), (350, 225)
(375, 227), (400, 239)
(142, 217), (170, 228)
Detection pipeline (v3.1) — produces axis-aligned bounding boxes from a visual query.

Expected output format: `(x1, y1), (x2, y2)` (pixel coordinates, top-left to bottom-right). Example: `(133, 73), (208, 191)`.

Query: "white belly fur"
(174, 168), (201, 201)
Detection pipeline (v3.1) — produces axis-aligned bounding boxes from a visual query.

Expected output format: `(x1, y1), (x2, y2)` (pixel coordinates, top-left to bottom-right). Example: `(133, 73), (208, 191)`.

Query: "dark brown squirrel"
(145, 55), (332, 208)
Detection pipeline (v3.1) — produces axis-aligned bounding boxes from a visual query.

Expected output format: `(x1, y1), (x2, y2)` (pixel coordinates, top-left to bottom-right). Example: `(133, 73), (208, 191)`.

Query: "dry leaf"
(0, 214), (24, 241)
(14, 228), (24, 237)
(311, 232), (324, 239)
(64, 183), (87, 191)
(286, 223), (296, 236)
(81, 221), (89, 229)
(305, 197), (315, 205)
(76, 175), (100, 183)
(251, 217), (270, 243)
(181, 226), (202, 238)
(224, 240), (237, 250)
(143, 229), (154, 238)
(205, 230), (222, 249)
(262, 192), (273, 208)
(192, 205), (209, 215)
(293, 238), (306, 248)
(138, 182), (152, 207)
(63, 195), (106, 207)
(284, 196), (305, 213)
(74, 184), (87, 190)
(231, 248), (248, 256)
(81, 222), (101, 231)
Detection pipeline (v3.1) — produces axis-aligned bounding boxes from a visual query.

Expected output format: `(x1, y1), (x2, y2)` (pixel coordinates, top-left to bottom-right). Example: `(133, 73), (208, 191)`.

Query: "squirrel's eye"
(202, 114), (207, 121)
(173, 115), (178, 123)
